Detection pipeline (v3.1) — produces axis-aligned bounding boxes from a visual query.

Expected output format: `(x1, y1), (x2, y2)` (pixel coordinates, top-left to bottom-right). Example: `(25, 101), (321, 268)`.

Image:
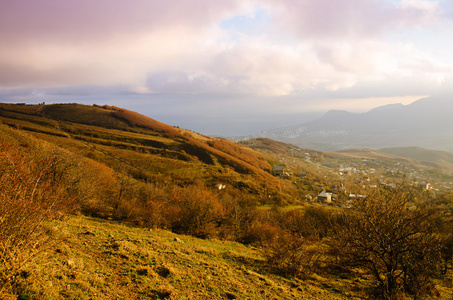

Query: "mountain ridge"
(240, 95), (453, 152)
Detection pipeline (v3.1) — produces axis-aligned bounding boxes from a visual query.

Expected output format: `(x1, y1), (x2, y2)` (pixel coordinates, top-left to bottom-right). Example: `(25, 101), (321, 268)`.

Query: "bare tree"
(334, 186), (442, 299)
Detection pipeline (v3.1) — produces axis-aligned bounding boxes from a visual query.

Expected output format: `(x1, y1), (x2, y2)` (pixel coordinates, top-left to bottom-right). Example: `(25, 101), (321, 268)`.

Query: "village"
(271, 146), (453, 207)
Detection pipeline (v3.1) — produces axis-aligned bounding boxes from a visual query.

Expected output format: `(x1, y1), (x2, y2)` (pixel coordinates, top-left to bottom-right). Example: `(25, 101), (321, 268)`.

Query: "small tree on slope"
(333, 186), (442, 299)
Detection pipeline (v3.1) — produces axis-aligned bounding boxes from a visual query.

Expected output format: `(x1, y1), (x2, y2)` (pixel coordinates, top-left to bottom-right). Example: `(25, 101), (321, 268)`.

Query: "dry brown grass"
(4, 215), (354, 300)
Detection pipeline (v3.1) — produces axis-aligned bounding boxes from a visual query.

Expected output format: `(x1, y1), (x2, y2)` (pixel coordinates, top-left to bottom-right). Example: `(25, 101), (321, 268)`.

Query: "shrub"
(218, 191), (260, 240)
(0, 143), (70, 288)
(165, 185), (226, 238)
(45, 148), (118, 218)
(272, 205), (339, 242)
(263, 232), (321, 278)
(240, 217), (283, 246)
(333, 187), (443, 299)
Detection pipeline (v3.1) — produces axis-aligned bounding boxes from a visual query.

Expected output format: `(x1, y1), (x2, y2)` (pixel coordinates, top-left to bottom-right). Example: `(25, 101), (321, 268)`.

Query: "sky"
(1, 0), (452, 135)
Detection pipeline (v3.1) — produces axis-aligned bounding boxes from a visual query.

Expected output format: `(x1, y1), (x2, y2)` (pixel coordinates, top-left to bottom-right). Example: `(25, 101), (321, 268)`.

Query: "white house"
(317, 191), (333, 203)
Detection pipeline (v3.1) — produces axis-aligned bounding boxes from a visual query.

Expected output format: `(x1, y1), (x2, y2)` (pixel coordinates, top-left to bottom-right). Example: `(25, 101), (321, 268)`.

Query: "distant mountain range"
(239, 95), (453, 152)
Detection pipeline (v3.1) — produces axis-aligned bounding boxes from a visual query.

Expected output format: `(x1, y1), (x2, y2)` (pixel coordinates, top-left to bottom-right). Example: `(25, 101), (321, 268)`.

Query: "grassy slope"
(379, 146), (453, 166)
(0, 103), (278, 194)
(21, 216), (351, 300)
(334, 148), (401, 159)
(0, 123), (353, 300)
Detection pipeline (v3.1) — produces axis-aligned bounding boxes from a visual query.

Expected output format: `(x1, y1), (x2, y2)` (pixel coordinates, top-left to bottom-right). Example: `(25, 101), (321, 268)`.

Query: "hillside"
(9, 215), (352, 300)
(379, 146), (453, 167)
(327, 148), (453, 173)
(327, 148), (434, 168)
(0, 103), (280, 198)
(0, 118), (347, 300)
(320, 148), (453, 188)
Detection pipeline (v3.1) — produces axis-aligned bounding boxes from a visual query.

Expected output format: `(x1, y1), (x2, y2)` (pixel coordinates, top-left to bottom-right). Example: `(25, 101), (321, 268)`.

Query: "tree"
(334, 186), (442, 299)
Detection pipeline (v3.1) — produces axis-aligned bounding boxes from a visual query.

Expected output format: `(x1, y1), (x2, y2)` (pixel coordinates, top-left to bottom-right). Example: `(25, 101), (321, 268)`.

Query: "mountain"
(242, 95), (453, 152)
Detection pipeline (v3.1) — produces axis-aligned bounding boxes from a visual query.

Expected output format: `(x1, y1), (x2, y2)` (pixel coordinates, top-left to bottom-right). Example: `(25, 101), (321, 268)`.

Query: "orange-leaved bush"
(165, 185), (226, 238)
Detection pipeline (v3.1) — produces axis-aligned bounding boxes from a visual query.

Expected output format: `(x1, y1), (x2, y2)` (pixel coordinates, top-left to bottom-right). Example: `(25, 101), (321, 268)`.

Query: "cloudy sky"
(1, 0), (452, 135)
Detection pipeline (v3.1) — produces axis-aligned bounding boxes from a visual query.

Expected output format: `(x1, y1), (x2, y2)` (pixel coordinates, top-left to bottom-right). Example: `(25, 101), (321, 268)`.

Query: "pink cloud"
(0, 0), (451, 99)
(0, 0), (241, 44)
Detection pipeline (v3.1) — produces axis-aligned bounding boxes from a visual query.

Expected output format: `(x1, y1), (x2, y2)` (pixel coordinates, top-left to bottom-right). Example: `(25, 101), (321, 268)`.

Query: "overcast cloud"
(1, 0), (452, 135)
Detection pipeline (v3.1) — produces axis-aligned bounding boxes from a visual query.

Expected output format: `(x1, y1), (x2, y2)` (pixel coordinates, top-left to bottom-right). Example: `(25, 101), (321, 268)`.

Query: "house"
(408, 205), (417, 211)
(317, 191), (333, 203)
(339, 167), (352, 175)
(387, 183), (397, 189)
(273, 165), (285, 176)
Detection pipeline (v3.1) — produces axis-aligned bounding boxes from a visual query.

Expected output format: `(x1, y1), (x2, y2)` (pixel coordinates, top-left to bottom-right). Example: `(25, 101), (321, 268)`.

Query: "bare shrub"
(46, 149), (118, 217)
(139, 199), (169, 228)
(263, 233), (321, 278)
(111, 178), (174, 228)
(112, 193), (169, 229)
(0, 143), (70, 286)
(218, 191), (259, 241)
(333, 186), (442, 299)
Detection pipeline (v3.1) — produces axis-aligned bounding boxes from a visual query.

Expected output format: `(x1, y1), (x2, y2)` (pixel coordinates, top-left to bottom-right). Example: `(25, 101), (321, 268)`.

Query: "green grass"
(0, 116), (65, 137)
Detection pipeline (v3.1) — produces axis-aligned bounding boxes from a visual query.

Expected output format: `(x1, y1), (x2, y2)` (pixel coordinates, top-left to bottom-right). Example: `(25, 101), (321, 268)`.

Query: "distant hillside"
(325, 148), (416, 167)
(330, 148), (406, 160)
(379, 146), (453, 167)
(326, 148), (450, 171)
(242, 95), (453, 152)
